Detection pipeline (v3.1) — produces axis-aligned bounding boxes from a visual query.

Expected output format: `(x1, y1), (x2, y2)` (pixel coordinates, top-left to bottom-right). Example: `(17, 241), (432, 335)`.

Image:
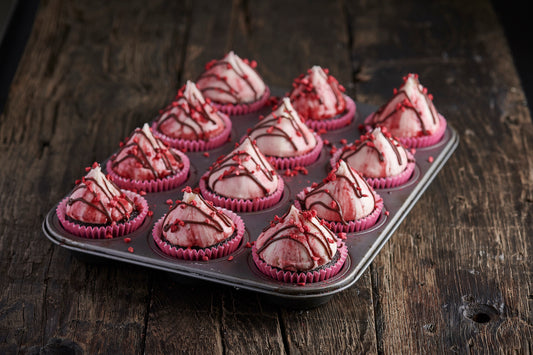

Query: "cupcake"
(56, 163), (148, 238)
(199, 136), (284, 212)
(152, 187), (245, 261)
(196, 51), (270, 115)
(332, 126), (415, 188)
(246, 97), (323, 169)
(297, 160), (383, 233)
(364, 73), (447, 148)
(252, 205), (348, 284)
(106, 123), (190, 193)
(152, 80), (232, 151)
(288, 66), (356, 131)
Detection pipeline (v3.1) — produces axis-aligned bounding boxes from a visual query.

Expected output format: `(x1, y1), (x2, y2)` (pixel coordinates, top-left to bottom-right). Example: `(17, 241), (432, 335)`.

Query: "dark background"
(0, 0), (531, 115)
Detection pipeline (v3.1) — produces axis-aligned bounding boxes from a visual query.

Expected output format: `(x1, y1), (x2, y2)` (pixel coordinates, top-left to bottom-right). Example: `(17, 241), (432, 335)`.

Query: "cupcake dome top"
(255, 205), (339, 272)
(66, 164), (135, 225)
(196, 51), (267, 104)
(289, 65), (346, 120)
(155, 80), (226, 141)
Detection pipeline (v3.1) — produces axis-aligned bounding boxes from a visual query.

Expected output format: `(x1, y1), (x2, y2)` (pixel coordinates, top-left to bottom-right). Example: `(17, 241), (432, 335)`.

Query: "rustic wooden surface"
(1, 0), (531, 353)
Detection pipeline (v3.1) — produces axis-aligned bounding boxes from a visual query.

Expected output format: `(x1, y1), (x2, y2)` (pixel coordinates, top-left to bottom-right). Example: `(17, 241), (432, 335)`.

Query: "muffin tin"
(42, 97), (459, 308)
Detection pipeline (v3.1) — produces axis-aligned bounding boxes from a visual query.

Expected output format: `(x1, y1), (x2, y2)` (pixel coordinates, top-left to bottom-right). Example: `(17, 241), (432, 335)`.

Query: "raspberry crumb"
(228, 256), (234, 261)
(297, 282), (306, 286)
(105, 233), (113, 239)
(385, 211), (390, 216)
(245, 242), (252, 248)
(147, 210), (154, 216)
(124, 238), (131, 243)
(202, 255), (209, 261)
(128, 247), (134, 253)
(428, 156), (434, 163)
(203, 152), (210, 158)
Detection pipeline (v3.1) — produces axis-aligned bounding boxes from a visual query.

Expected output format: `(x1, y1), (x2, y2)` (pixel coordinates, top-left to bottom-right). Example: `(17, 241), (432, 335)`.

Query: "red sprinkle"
(128, 247), (134, 253)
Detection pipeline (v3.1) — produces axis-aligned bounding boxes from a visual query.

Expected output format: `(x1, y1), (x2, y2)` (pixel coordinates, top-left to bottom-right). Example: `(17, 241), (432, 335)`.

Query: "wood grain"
(0, 0), (531, 353)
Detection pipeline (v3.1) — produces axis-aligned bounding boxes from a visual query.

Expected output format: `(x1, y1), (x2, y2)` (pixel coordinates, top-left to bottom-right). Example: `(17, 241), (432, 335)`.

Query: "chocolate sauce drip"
(197, 59), (262, 103)
(303, 163), (376, 224)
(248, 105), (310, 152)
(156, 90), (222, 141)
(341, 131), (404, 166)
(256, 211), (336, 270)
(112, 128), (183, 179)
(67, 176), (134, 224)
(162, 194), (233, 235)
(371, 80), (438, 135)
(209, 138), (276, 196)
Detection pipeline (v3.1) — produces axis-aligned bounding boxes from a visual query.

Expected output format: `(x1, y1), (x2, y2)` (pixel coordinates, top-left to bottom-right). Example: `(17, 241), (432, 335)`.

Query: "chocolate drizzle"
(340, 129), (406, 166)
(256, 207), (337, 271)
(197, 54), (263, 103)
(162, 193), (233, 235)
(248, 100), (310, 153)
(303, 162), (376, 224)
(371, 75), (439, 135)
(208, 137), (276, 196)
(156, 84), (224, 141)
(112, 126), (184, 179)
(67, 172), (134, 224)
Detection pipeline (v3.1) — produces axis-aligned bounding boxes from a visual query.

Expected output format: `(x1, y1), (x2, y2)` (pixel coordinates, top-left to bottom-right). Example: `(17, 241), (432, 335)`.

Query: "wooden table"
(1, 0), (531, 353)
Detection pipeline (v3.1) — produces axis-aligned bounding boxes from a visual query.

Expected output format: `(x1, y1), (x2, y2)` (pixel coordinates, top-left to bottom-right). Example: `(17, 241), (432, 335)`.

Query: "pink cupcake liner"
(151, 113), (232, 152)
(295, 190), (384, 233)
(305, 95), (356, 132)
(252, 241), (348, 284)
(56, 190), (149, 239)
(267, 134), (324, 170)
(199, 172), (285, 212)
(105, 149), (190, 193)
(152, 208), (245, 261)
(330, 149), (416, 189)
(364, 114), (447, 149)
(211, 86), (271, 115)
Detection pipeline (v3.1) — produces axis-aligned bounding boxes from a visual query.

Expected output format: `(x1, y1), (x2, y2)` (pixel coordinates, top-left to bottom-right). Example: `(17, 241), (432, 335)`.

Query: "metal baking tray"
(42, 99), (459, 308)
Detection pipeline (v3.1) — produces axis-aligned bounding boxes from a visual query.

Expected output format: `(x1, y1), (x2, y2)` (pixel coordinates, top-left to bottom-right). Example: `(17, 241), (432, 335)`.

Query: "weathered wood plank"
(0, 0), (190, 353)
(347, 0), (533, 353)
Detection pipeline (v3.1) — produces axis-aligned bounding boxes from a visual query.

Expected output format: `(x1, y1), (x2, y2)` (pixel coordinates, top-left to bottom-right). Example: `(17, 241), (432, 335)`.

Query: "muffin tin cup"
(251, 241), (349, 284)
(56, 190), (148, 239)
(364, 113), (448, 149)
(211, 86), (272, 115)
(305, 95), (356, 132)
(42, 96), (458, 308)
(151, 112), (233, 152)
(105, 149), (190, 193)
(152, 208), (245, 261)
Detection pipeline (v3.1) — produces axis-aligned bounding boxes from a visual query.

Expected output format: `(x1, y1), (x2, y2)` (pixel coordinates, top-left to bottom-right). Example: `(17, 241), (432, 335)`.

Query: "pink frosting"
(206, 137), (280, 200)
(288, 66), (346, 121)
(339, 126), (412, 179)
(255, 205), (339, 272)
(66, 164), (135, 225)
(161, 188), (236, 248)
(301, 160), (378, 223)
(196, 51), (267, 104)
(110, 123), (186, 181)
(247, 98), (317, 158)
(367, 73), (440, 138)
(154, 81), (227, 140)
